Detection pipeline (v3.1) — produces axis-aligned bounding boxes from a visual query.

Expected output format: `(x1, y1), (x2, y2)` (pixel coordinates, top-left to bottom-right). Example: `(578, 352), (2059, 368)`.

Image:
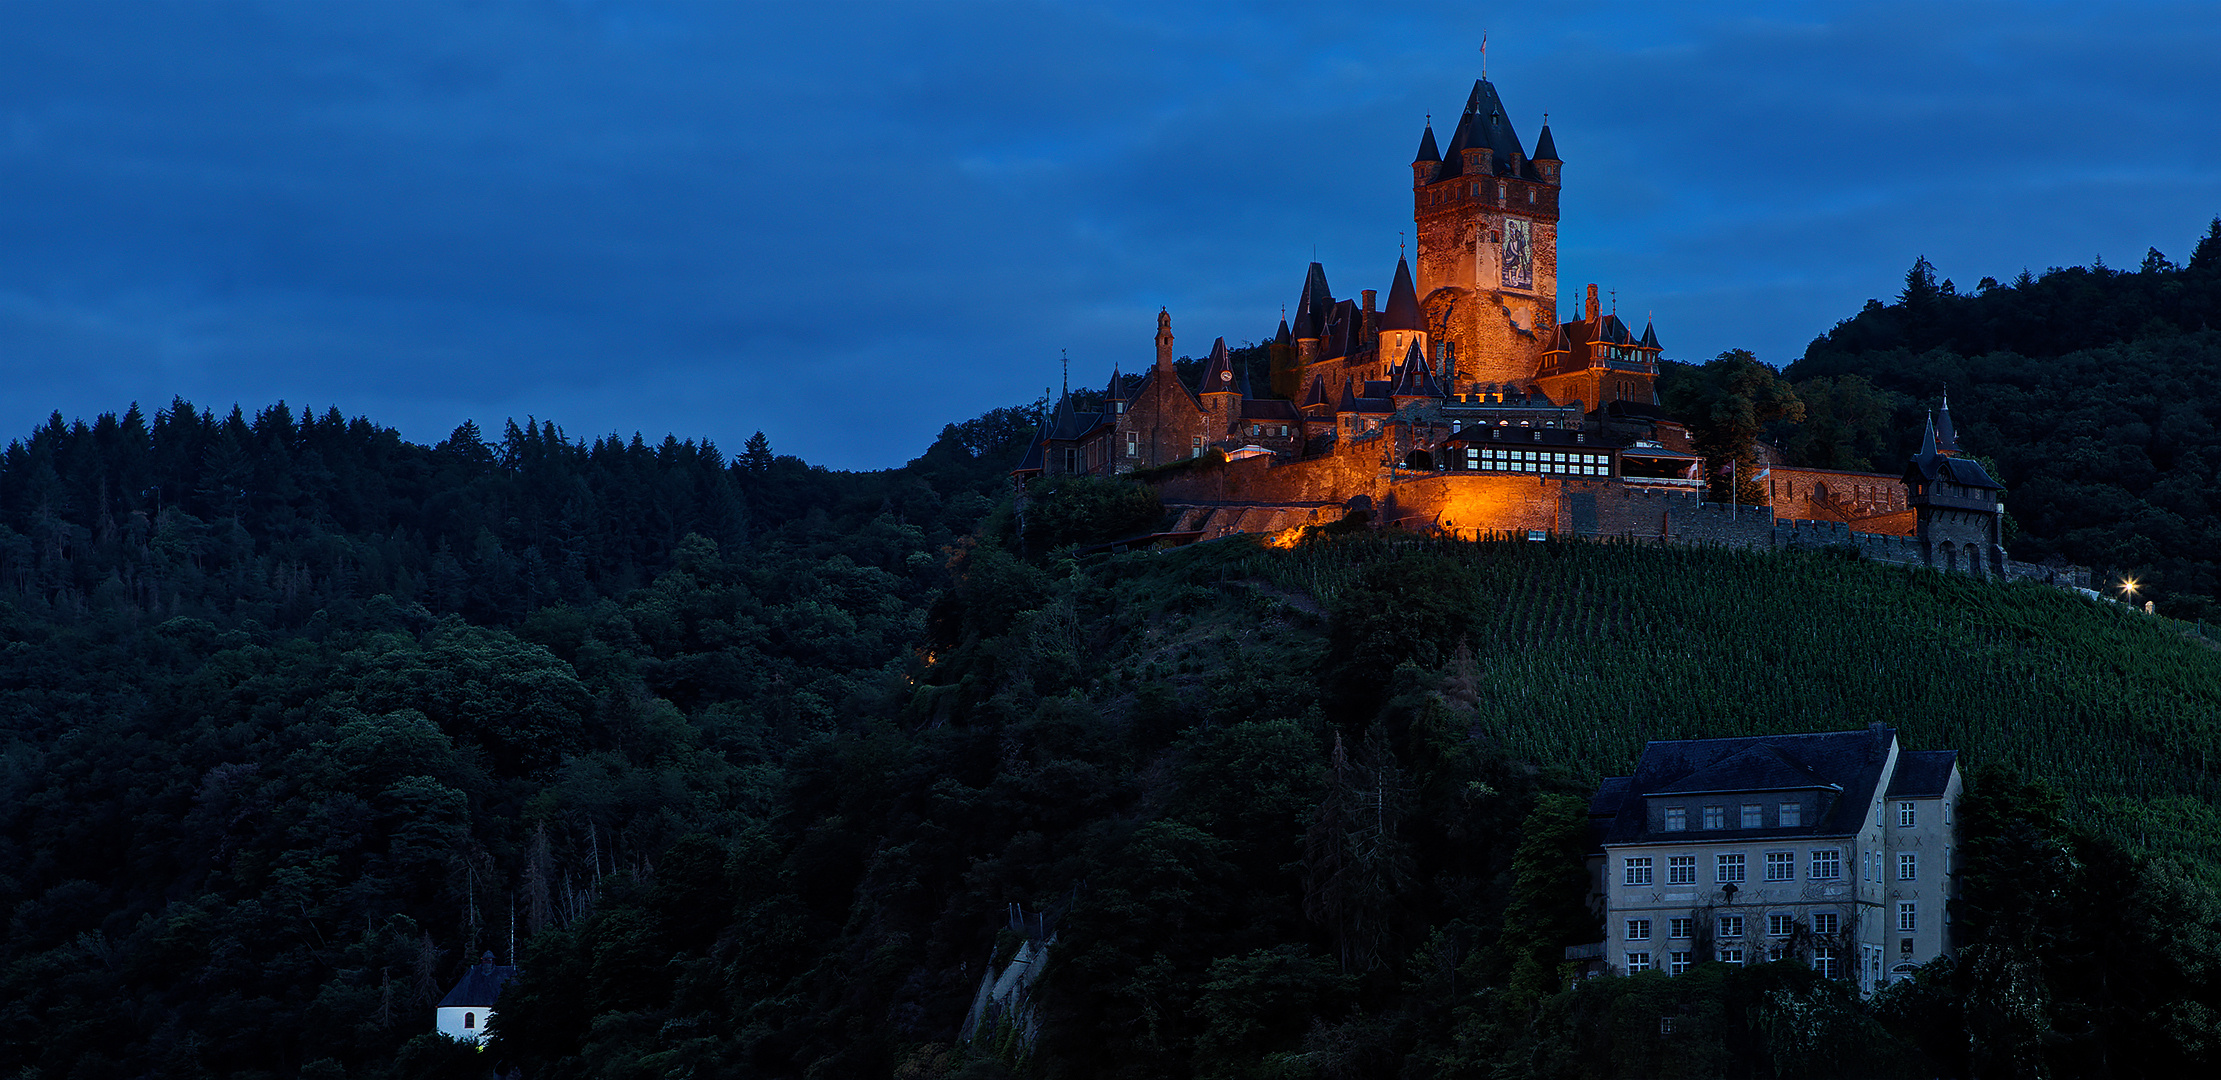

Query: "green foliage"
(1661, 349), (1806, 502)
(1020, 474), (1165, 553)
(1785, 225), (2221, 617)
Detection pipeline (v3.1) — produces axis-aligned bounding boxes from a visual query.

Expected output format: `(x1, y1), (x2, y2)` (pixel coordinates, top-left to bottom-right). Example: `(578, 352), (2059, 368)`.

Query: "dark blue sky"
(4, 2), (2218, 470)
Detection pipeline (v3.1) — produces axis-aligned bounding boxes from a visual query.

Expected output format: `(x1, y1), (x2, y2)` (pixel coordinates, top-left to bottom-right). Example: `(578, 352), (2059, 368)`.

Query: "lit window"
(1779, 802), (1802, 827)
(1668, 950), (1692, 975)
(1765, 852), (1795, 881)
(1703, 806), (1725, 830)
(1767, 914), (1794, 937)
(1624, 857), (1653, 886)
(1126, 432), (1138, 457)
(1718, 946), (1744, 965)
(1626, 951), (1651, 973)
(1899, 903), (1917, 932)
(1718, 916), (1744, 939)
(1660, 1015), (1676, 1034)
(1668, 856), (1697, 884)
(1716, 853), (1745, 883)
(1663, 807), (1686, 832)
(1670, 918), (1693, 940)
(1811, 912), (1840, 935)
(1627, 919), (1651, 941)
(1810, 849), (1842, 880)
(1742, 804), (1763, 829)
(1899, 802), (1917, 827)
(1899, 853), (1917, 881)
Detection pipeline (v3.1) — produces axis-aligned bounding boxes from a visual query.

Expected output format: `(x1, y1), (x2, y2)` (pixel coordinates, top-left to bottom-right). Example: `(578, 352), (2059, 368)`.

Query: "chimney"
(1585, 284), (1600, 322)
(1361, 290), (1378, 347)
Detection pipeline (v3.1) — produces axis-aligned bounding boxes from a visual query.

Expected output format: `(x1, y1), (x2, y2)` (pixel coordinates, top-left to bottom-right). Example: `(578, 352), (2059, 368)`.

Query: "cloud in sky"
(3, 1), (2218, 469)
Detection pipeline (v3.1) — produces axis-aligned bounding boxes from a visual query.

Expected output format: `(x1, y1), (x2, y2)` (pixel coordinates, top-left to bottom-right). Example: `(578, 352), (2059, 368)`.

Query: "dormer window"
(1663, 807), (1687, 832)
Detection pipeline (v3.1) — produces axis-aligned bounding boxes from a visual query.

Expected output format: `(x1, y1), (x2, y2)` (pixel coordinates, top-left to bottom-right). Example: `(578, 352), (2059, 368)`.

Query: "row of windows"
(1626, 945), (1844, 977)
(1627, 909), (1877, 942)
(1623, 850), (1917, 886)
(1246, 424), (1291, 438)
(1663, 802), (1799, 831)
(1467, 448), (1610, 475)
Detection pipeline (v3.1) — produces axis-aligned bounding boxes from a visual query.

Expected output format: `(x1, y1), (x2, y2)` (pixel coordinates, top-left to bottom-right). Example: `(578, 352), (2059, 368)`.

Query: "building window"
(1899, 903), (1917, 932)
(1668, 951), (1693, 975)
(1899, 801), (1917, 827)
(1191, 436), (1203, 457)
(1779, 802), (1802, 827)
(1811, 912), (1840, 936)
(1899, 853), (1917, 881)
(1765, 851), (1795, 881)
(1668, 856), (1697, 884)
(1627, 919), (1652, 941)
(1626, 951), (1651, 973)
(1670, 918), (1693, 940)
(1742, 804), (1763, 829)
(1767, 945), (1787, 962)
(1717, 853), (1745, 883)
(1767, 914), (1794, 937)
(463, 1012), (475, 1029)
(1812, 947), (1840, 979)
(1126, 432), (1138, 457)
(1664, 807), (1686, 832)
(1810, 849), (1842, 880)
(1703, 806), (1725, 830)
(1660, 1015), (1676, 1034)
(1624, 857), (1653, 886)
(1719, 915), (1744, 939)
(1719, 946), (1745, 965)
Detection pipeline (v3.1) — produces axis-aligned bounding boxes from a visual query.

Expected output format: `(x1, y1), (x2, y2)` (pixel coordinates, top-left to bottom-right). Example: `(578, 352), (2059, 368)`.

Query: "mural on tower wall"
(1501, 218), (1533, 290)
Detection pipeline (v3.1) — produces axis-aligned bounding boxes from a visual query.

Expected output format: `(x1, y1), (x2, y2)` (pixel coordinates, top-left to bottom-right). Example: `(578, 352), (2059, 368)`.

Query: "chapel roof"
(438, 955), (516, 1010)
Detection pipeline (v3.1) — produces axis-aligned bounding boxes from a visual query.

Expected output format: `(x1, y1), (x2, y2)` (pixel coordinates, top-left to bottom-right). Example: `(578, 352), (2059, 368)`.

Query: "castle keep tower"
(1411, 79), (1561, 387)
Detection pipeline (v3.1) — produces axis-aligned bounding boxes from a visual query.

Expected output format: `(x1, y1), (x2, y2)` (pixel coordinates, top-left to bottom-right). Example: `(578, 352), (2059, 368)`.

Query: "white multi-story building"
(1585, 726), (1959, 993)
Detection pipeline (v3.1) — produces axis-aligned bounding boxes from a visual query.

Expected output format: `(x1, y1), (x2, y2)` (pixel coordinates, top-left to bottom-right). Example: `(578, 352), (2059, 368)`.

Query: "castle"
(1015, 73), (2068, 584)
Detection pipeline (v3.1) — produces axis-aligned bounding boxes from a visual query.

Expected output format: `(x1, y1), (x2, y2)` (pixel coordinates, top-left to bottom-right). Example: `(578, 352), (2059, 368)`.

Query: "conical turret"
(1381, 255), (1423, 333)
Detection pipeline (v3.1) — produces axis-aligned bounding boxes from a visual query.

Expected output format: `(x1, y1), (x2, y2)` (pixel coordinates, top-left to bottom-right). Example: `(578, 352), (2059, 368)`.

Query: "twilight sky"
(4, 1), (2219, 470)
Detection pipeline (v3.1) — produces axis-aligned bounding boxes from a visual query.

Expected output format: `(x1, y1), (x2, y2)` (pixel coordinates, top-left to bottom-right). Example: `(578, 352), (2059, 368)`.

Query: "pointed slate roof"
(1391, 340), (1445, 399)
(1011, 416), (1048, 474)
(1934, 390), (1958, 454)
(1198, 337), (1239, 394)
(1415, 122), (1442, 164)
(1274, 317), (1292, 346)
(1301, 374), (1333, 410)
(1531, 120), (1559, 162)
(1436, 79), (1526, 181)
(439, 954), (517, 1010)
(1639, 320), (1661, 350)
(1104, 367), (1128, 402)
(1293, 263), (1332, 339)
(1381, 255), (1423, 332)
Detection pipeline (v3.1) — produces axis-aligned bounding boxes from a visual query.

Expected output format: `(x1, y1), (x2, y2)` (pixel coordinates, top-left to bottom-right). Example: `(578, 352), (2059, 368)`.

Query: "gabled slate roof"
(1905, 420), (2000, 489)
(1599, 727), (1897, 845)
(438, 957), (516, 1010)
(1381, 256), (1424, 333)
(1239, 399), (1301, 421)
(1885, 750), (1959, 798)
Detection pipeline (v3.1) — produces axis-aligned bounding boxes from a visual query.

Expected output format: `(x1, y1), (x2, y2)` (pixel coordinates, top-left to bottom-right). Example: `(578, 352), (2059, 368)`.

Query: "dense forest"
(6, 225), (2221, 1078)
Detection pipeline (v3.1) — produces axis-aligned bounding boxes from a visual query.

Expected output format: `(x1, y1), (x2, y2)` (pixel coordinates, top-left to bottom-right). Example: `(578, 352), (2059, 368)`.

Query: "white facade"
(1593, 730), (1958, 995)
(435, 1004), (493, 1042)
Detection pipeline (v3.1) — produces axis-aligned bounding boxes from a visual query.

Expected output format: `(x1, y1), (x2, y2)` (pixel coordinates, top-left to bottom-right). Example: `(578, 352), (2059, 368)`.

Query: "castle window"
(1667, 856), (1696, 884)
(1719, 915), (1745, 939)
(1810, 849), (1842, 880)
(1768, 914), (1794, 936)
(1898, 802), (1917, 827)
(1899, 853), (1917, 881)
(1779, 802), (1802, 827)
(1702, 806), (1725, 830)
(1126, 432), (1138, 457)
(1899, 903), (1917, 932)
(1812, 947), (1840, 979)
(1623, 857), (1653, 886)
(1719, 946), (1744, 965)
(1669, 950), (1692, 975)
(1742, 804), (1762, 828)
(464, 1012), (475, 1029)
(1627, 919), (1651, 941)
(1626, 951), (1651, 973)
(1765, 852), (1795, 881)
(1811, 912), (1840, 935)
(1191, 436), (1202, 458)
(1670, 918), (1693, 940)
(1716, 853), (1745, 883)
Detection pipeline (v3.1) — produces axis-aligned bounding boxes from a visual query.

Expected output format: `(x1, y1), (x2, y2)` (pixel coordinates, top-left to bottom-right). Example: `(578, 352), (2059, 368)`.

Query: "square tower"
(1411, 79), (1561, 387)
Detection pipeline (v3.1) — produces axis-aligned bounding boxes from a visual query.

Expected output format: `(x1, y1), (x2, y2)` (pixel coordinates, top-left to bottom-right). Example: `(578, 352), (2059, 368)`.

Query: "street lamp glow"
(2119, 577), (2140, 597)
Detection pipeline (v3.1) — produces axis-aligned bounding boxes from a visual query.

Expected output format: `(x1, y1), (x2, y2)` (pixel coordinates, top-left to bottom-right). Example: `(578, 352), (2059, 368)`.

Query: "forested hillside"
(1766, 218), (2221, 618)
(3, 388), (2218, 1078)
